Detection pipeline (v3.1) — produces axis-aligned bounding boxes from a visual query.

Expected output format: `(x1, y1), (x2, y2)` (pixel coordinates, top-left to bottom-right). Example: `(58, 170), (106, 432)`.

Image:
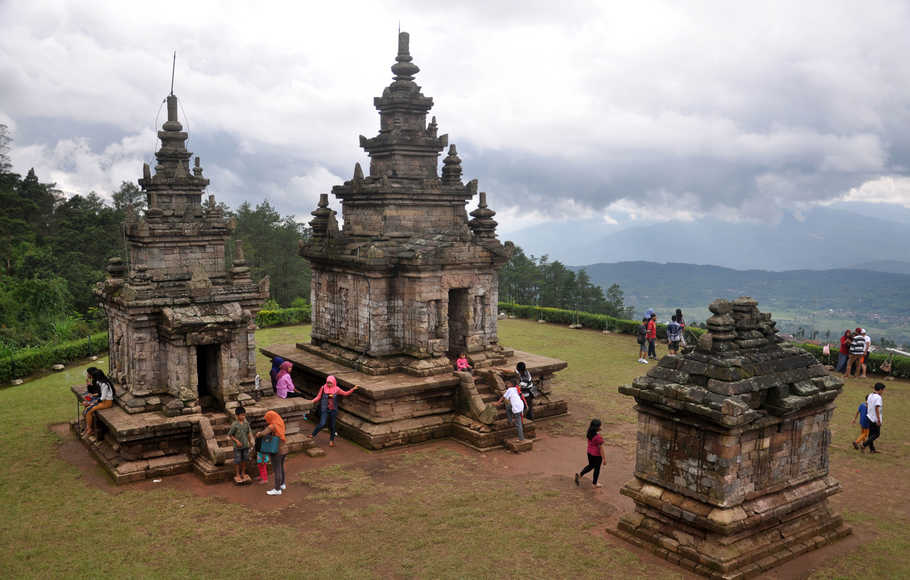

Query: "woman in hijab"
(257, 410), (288, 496)
(515, 361), (537, 420)
(274, 361), (303, 398)
(311, 376), (358, 447)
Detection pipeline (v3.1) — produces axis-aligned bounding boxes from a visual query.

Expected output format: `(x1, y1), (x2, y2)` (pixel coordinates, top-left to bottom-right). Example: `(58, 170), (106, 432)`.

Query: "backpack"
(637, 324), (647, 345)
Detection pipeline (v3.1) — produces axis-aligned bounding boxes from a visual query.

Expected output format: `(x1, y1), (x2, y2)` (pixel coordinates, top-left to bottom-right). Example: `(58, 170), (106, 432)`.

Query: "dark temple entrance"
(196, 344), (220, 411)
(448, 288), (469, 355)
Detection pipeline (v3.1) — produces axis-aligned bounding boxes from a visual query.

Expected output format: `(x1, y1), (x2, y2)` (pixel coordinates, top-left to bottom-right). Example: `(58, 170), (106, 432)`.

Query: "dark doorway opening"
(448, 288), (469, 356)
(196, 344), (220, 411)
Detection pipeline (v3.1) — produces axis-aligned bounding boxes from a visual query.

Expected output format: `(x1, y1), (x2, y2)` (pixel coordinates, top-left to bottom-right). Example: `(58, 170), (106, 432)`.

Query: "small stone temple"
(81, 93), (317, 483)
(264, 32), (567, 450)
(613, 297), (850, 579)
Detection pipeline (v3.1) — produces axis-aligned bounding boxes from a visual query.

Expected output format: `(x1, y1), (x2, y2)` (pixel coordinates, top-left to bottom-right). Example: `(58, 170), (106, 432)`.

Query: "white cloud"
(841, 176), (910, 207)
(1, 0), (909, 229)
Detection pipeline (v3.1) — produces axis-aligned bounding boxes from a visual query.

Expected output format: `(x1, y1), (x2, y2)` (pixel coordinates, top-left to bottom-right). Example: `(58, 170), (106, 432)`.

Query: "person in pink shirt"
(311, 375), (358, 447)
(275, 361), (303, 398)
(455, 352), (472, 372)
(574, 419), (605, 488)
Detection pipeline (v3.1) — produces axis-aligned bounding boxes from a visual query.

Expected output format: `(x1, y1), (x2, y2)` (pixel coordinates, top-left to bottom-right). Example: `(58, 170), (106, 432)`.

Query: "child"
(254, 435), (270, 484)
(455, 352), (472, 372)
(228, 406), (254, 484)
(666, 315), (682, 355)
(851, 398), (870, 450)
(575, 419), (605, 488)
(494, 381), (526, 440)
(637, 318), (649, 364)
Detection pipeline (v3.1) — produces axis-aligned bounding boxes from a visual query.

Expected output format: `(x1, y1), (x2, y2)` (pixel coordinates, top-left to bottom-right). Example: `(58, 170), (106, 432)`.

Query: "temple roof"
(620, 298), (843, 428)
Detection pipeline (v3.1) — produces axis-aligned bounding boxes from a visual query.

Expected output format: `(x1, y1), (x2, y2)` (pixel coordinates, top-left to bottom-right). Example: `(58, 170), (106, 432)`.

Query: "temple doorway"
(448, 288), (469, 355)
(196, 344), (220, 411)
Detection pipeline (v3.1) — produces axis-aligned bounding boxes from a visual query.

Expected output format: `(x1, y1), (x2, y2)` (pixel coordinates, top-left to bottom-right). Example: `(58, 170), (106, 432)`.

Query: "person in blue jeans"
(310, 375), (358, 447)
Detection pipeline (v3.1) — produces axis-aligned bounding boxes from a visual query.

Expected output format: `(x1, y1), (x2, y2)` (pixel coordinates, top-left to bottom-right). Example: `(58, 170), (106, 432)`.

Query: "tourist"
(228, 406), (254, 484)
(254, 434), (270, 484)
(269, 356), (285, 391)
(515, 361), (537, 420)
(257, 410), (288, 495)
(675, 308), (687, 347)
(574, 419), (605, 488)
(495, 381), (526, 440)
(81, 367), (114, 438)
(275, 360), (303, 398)
(646, 312), (658, 359)
(851, 398), (870, 450)
(666, 315), (682, 355)
(861, 383), (885, 454)
(846, 327), (866, 378)
(837, 330), (852, 374)
(860, 329), (872, 379)
(455, 352), (472, 373)
(637, 317), (649, 364)
(311, 375), (358, 447)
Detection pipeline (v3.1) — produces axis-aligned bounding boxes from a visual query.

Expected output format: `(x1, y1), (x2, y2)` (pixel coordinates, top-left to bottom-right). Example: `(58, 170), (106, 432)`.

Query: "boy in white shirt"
(496, 382), (526, 440)
(862, 383), (885, 454)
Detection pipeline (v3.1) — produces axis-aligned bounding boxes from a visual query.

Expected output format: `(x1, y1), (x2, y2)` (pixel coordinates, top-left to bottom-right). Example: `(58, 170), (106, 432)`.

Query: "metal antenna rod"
(170, 51), (176, 95)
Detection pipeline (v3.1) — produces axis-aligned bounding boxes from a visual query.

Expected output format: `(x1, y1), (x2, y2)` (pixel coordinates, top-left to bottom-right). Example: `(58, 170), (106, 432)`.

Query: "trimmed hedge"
(794, 342), (910, 379)
(255, 305), (311, 328)
(1, 331), (108, 384)
(497, 302), (706, 341)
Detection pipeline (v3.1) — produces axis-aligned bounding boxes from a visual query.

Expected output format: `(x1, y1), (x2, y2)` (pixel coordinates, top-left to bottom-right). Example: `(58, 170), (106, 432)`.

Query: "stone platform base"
(71, 391), (319, 484)
(610, 476), (851, 579)
(263, 344), (568, 451)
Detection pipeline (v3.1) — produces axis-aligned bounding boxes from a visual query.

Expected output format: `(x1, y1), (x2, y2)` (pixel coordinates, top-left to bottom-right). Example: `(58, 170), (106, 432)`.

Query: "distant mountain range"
(570, 260), (910, 344)
(505, 202), (910, 272)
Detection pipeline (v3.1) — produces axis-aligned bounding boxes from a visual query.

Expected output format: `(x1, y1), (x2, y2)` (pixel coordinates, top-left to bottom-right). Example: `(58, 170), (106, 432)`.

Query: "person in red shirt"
(837, 329), (852, 373)
(646, 313), (658, 359)
(574, 419), (606, 488)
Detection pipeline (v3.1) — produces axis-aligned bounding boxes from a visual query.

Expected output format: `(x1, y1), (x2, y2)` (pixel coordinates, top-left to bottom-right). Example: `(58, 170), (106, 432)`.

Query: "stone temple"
(81, 93), (318, 483)
(613, 297), (850, 579)
(263, 32), (567, 450)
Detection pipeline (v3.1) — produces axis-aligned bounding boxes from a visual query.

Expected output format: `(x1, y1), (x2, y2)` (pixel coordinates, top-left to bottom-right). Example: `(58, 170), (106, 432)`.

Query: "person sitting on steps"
(81, 367), (114, 439)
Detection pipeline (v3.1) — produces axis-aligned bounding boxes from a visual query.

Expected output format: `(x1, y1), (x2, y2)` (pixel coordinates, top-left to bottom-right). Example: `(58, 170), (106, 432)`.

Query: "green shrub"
(1, 331), (107, 383)
(256, 305), (311, 328)
(497, 302), (706, 341)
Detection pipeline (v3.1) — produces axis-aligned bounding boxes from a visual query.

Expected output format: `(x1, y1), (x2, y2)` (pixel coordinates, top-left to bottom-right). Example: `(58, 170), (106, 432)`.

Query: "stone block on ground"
(504, 438), (533, 453)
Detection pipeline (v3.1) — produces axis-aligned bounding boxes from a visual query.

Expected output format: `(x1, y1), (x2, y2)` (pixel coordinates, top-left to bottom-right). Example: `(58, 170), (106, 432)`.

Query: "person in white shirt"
(860, 329), (872, 379)
(495, 382), (526, 440)
(862, 383), (885, 454)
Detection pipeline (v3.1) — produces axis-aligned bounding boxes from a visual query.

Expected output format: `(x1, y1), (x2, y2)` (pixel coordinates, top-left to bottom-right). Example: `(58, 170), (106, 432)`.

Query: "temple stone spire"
(358, 32), (448, 180)
(138, 93), (210, 217)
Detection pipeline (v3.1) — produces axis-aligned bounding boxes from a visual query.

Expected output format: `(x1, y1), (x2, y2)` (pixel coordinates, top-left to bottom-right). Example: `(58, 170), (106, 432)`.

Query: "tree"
(232, 200), (311, 306)
(112, 181), (146, 216)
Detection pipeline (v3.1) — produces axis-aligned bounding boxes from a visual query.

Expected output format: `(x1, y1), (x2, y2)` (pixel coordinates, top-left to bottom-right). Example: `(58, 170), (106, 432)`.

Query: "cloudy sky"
(2, 0), (910, 234)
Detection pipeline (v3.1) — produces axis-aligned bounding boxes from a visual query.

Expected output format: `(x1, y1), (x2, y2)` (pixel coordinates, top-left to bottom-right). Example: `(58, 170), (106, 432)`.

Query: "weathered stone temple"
(613, 298), (849, 579)
(80, 93), (316, 483)
(264, 32), (567, 449)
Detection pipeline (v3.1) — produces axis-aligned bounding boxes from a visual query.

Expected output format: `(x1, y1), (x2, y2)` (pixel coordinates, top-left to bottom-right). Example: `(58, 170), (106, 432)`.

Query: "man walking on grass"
(861, 383), (885, 454)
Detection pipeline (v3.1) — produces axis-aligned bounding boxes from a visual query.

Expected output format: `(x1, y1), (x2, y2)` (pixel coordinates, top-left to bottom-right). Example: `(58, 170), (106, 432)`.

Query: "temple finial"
(442, 144), (463, 185)
(391, 31), (419, 82)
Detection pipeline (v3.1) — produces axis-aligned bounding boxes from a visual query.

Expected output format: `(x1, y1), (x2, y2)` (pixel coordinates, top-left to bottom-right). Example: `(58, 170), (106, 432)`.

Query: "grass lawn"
(1, 319), (907, 578)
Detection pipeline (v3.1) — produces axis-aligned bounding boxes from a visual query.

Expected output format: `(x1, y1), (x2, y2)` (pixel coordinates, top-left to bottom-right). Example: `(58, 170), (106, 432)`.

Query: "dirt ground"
(52, 414), (903, 580)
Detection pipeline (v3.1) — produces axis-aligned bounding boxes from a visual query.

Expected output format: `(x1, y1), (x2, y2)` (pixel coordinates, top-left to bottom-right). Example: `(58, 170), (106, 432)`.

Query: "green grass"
(0, 320), (907, 578)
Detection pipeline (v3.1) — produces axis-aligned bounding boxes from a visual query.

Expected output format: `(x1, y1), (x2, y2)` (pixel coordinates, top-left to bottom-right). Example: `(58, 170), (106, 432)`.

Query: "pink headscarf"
(277, 361), (292, 379)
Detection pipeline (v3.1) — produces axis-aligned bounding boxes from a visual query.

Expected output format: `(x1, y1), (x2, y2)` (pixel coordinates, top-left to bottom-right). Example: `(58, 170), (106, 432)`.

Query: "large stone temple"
(613, 297), (850, 579)
(263, 32), (567, 450)
(79, 93), (317, 483)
